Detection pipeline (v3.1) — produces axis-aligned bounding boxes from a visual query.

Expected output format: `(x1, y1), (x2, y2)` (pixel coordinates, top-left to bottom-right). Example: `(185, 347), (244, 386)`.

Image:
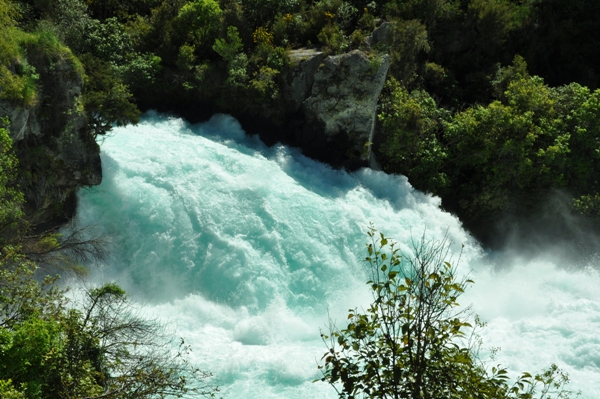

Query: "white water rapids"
(72, 112), (600, 398)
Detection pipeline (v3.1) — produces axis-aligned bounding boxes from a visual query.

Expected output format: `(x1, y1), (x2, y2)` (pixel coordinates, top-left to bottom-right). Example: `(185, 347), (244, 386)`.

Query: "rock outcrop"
(281, 49), (390, 168)
(0, 46), (101, 226)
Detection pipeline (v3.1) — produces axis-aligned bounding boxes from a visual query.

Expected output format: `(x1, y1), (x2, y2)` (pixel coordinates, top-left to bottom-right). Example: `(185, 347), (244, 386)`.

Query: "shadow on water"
(185, 114), (440, 211)
(176, 113), (361, 200)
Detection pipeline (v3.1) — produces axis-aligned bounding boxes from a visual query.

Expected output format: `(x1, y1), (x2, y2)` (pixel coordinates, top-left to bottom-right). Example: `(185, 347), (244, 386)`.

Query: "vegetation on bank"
(378, 59), (600, 221)
(0, 123), (219, 399)
(2, 0), (599, 226)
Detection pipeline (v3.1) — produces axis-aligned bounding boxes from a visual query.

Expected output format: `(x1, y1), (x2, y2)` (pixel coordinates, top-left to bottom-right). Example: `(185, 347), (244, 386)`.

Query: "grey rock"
(282, 48), (326, 115)
(298, 49), (389, 166)
(0, 104), (42, 141)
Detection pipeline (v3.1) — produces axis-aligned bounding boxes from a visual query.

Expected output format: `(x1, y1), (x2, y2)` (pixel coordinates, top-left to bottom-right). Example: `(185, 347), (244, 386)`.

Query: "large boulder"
(281, 49), (389, 168)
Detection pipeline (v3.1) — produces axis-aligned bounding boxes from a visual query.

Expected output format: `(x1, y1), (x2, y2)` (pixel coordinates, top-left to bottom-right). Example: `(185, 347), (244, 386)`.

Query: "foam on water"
(73, 112), (600, 398)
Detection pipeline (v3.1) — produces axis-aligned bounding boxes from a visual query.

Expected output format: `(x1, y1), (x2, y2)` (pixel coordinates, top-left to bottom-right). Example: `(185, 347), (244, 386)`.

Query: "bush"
(0, 255), (220, 399)
(175, 0), (222, 53)
(250, 65), (279, 100)
(378, 78), (449, 194)
(0, 3), (41, 106)
(317, 22), (348, 54)
(0, 122), (25, 247)
(319, 227), (579, 399)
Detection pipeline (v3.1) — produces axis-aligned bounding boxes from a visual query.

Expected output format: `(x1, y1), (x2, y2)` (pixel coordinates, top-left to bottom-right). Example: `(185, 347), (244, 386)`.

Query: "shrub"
(174, 0), (222, 56)
(378, 78), (449, 194)
(319, 227), (579, 399)
(317, 23), (348, 54)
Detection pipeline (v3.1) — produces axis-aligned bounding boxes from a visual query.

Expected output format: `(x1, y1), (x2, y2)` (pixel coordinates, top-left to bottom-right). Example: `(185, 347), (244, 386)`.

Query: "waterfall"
(72, 112), (600, 398)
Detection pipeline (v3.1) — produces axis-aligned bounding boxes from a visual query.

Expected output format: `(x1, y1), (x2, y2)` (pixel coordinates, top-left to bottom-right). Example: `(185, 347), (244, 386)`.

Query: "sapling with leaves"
(318, 226), (579, 399)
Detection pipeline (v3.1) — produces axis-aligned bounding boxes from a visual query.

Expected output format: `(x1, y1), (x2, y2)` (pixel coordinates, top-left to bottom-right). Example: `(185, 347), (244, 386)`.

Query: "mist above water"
(73, 112), (600, 398)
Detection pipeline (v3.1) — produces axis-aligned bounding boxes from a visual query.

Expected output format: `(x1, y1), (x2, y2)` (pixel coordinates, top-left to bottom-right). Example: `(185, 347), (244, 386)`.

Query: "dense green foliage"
(319, 228), (578, 398)
(0, 0), (138, 136)
(0, 1), (39, 106)
(378, 55), (600, 221)
(0, 257), (219, 399)
(0, 121), (24, 245)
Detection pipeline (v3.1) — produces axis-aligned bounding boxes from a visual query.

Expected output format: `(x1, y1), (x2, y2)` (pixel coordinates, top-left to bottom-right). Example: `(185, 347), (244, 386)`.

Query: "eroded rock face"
(283, 49), (326, 115)
(0, 105), (42, 141)
(282, 49), (389, 168)
(0, 51), (101, 225)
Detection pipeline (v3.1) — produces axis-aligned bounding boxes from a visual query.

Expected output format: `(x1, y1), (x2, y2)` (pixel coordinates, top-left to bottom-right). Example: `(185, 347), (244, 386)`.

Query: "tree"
(383, 0), (454, 30)
(387, 19), (430, 87)
(52, 283), (219, 399)
(437, 55), (600, 221)
(81, 17), (135, 65)
(318, 227), (579, 399)
(0, 121), (25, 247)
(441, 59), (571, 218)
(175, 0), (222, 52)
(241, 0), (299, 29)
(0, 313), (62, 398)
(378, 78), (449, 195)
(0, 252), (67, 399)
(0, 262), (219, 399)
(80, 53), (140, 136)
(46, 0), (94, 54)
(213, 25), (243, 63)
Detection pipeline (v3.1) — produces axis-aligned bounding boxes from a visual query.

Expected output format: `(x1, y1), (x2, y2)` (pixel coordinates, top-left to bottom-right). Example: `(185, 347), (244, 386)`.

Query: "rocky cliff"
(0, 43), (101, 227)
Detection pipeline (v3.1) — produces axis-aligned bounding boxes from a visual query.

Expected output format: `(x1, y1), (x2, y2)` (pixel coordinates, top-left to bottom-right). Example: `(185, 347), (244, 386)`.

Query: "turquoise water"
(73, 112), (600, 398)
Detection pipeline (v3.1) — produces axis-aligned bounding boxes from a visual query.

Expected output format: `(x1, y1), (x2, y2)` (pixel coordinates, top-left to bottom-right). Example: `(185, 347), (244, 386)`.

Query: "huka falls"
(69, 113), (600, 399)
(4, 2), (600, 398)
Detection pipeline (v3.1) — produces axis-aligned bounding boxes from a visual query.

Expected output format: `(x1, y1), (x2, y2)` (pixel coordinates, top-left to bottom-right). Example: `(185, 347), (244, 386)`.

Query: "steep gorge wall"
(0, 45), (101, 227)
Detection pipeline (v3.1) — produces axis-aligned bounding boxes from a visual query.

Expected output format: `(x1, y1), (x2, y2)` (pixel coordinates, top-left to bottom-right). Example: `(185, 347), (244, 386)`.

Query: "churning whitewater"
(73, 112), (600, 398)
